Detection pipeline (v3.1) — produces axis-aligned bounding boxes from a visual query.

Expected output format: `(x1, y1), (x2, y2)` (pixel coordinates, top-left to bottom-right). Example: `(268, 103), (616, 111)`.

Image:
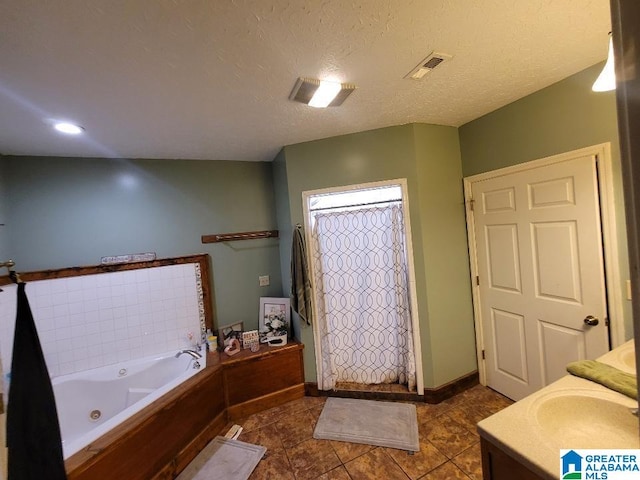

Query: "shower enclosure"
(303, 179), (423, 394)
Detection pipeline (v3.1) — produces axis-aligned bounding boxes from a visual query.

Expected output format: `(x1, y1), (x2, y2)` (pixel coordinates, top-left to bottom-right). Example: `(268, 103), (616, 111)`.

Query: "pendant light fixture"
(592, 32), (616, 92)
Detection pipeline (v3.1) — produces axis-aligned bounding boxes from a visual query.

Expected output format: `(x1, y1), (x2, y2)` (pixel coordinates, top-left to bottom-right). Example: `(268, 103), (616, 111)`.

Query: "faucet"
(175, 349), (202, 359)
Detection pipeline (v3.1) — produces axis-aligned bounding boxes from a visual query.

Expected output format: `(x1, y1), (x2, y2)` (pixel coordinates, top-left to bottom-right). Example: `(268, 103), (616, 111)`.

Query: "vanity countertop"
(477, 340), (638, 479)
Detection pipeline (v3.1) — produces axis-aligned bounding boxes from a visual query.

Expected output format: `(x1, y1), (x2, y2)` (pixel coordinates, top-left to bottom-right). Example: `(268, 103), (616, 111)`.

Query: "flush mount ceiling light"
(53, 121), (85, 135)
(289, 77), (356, 108)
(592, 33), (616, 92)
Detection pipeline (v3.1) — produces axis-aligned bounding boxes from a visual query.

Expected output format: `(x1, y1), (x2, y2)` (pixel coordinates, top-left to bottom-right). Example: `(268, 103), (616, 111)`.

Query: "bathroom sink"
(598, 340), (636, 373)
(620, 348), (636, 372)
(532, 390), (639, 449)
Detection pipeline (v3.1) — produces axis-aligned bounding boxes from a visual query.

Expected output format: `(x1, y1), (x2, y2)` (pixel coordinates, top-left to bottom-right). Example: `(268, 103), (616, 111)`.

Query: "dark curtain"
(7, 283), (67, 479)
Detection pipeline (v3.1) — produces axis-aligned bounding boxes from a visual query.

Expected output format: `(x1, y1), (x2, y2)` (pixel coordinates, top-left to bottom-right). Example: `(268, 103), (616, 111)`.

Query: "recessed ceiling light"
(289, 77), (356, 108)
(54, 122), (85, 135)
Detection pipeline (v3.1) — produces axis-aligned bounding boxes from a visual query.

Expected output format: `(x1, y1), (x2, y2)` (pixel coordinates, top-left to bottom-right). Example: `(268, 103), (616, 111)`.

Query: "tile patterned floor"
(180, 385), (513, 480)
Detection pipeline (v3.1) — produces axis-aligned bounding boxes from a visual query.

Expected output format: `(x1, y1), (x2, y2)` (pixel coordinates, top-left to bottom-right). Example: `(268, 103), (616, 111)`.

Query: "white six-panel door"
(470, 153), (609, 400)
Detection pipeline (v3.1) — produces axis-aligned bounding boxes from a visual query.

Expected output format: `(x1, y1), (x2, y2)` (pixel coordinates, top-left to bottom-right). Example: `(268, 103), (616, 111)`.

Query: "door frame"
(464, 143), (626, 385)
(301, 178), (425, 395)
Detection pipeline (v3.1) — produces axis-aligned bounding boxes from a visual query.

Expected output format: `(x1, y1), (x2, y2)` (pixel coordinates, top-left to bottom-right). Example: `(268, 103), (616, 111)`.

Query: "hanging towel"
(291, 225), (313, 325)
(566, 359), (638, 400)
(7, 283), (67, 480)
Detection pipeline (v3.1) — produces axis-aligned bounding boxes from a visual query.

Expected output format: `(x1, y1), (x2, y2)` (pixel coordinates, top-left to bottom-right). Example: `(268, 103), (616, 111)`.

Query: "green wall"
(272, 148), (299, 338)
(1, 156), (283, 330)
(459, 62), (632, 339)
(459, 63), (621, 176)
(413, 124), (476, 386)
(277, 124), (477, 388)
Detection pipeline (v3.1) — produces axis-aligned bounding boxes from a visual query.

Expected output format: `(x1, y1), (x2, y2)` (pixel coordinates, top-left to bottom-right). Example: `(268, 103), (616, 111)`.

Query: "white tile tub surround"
(0, 263), (204, 381)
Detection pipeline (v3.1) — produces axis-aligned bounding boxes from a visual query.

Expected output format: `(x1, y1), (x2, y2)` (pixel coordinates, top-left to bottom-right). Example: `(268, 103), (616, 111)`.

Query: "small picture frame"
(242, 330), (260, 351)
(259, 297), (290, 342)
(218, 322), (244, 349)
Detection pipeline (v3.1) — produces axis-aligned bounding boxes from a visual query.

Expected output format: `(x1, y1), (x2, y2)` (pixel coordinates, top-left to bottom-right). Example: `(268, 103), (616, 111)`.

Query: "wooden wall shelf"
(201, 230), (279, 244)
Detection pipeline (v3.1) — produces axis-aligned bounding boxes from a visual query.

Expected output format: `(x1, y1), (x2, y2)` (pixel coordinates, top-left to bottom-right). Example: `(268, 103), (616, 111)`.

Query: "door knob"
(583, 315), (599, 326)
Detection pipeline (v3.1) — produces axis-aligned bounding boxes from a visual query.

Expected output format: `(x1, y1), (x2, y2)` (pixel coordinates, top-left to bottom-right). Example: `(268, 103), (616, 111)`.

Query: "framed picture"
(259, 297), (290, 342)
(218, 322), (244, 348)
(242, 330), (260, 351)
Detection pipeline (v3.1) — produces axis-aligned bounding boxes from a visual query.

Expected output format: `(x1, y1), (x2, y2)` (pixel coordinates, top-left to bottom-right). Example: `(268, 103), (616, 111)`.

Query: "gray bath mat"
(313, 397), (419, 452)
(179, 436), (266, 480)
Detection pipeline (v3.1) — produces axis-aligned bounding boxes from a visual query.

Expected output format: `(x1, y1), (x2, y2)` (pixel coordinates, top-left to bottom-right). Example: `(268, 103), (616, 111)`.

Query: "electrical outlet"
(259, 275), (270, 287)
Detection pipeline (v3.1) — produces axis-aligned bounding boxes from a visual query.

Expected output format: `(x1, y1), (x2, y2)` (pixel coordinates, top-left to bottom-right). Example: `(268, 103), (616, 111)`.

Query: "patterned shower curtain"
(311, 204), (416, 391)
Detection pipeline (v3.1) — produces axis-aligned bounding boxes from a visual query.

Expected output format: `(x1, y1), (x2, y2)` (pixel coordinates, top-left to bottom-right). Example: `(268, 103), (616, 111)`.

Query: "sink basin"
(532, 390), (639, 449)
(597, 340), (636, 373)
(620, 348), (636, 372)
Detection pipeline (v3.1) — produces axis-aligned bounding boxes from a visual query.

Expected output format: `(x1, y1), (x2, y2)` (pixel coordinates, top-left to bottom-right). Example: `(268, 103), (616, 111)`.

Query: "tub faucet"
(175, 349), (202, 359)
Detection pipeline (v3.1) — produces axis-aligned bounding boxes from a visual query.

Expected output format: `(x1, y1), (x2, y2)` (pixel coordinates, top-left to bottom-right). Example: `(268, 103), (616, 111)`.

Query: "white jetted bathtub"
(52, 350), (203, 459)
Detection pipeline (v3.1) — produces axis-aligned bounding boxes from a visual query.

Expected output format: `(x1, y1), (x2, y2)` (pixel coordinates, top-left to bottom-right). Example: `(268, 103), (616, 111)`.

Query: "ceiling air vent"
(405, 52), (453, 80)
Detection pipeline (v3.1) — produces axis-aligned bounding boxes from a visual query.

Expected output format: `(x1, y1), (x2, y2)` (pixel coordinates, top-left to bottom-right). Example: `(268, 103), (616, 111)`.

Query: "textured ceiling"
(0, 0), (611, 162)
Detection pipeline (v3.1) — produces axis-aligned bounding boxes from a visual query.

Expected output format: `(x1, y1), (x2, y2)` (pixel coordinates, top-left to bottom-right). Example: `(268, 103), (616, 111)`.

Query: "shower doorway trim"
(302, 178), (424, 395)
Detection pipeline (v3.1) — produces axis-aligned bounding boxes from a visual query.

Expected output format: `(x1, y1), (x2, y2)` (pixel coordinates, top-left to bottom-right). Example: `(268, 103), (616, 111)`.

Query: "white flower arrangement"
(259, 298), (291, 344)
(264, 311), (288, 337)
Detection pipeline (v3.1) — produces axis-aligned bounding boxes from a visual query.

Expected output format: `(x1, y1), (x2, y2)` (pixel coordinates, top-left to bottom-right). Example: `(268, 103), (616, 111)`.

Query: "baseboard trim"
(423, 370), (479, 404)
(304, 371), (479, 404)
(304, 382), (320, 397)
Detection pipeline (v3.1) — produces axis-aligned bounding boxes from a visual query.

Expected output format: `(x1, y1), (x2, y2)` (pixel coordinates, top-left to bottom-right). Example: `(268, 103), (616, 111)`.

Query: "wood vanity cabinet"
(481, 438), (547, 480)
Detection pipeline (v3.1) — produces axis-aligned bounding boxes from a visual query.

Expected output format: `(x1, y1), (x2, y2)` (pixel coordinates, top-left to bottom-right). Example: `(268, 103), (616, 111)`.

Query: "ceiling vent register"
(405, 52), (453, 80)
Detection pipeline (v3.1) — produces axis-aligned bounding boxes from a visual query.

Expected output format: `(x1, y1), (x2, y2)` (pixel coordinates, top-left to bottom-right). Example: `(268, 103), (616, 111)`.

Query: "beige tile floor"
(180, 385), (513, 480)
